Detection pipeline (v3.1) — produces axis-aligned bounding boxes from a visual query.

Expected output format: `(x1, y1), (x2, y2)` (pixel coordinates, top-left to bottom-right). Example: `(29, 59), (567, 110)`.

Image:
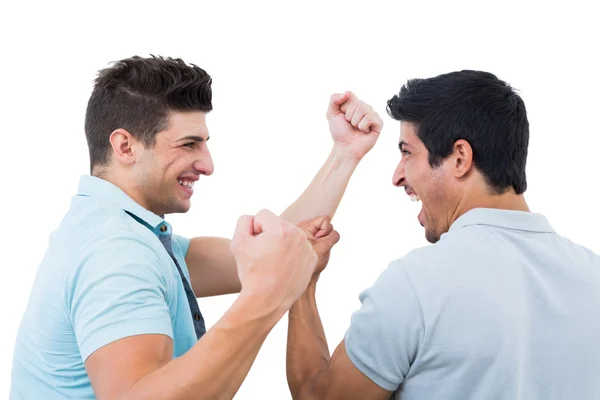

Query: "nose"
(392, 160), (405, 187)
(193, 146), (214, 176)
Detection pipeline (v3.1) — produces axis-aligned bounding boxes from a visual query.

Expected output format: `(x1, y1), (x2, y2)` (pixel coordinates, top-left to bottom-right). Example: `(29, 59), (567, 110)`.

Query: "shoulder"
(397, 226), (493, 274)
(59, 204), (172, 289)
(57, 195), (163, 261)
(64, 197), (151, 242)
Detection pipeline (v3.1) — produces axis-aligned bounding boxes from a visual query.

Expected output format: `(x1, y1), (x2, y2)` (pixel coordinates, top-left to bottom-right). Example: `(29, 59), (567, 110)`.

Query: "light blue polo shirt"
(345, 208), (600, 399)
(10, 175), (199, 399)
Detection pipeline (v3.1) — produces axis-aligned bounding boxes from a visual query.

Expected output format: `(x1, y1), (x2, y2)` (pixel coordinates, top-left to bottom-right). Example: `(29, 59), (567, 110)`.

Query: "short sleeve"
(68, 231), (174, 361)
(344, 260), (424, 391)
(172, 234), (191, 258)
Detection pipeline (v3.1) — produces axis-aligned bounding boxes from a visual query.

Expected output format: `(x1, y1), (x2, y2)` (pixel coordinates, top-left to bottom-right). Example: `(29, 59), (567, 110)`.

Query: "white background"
(1, 0), (599, 398)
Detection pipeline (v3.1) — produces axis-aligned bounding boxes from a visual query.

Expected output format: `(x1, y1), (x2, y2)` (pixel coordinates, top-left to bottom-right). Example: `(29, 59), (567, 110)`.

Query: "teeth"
(409, 194), (420, 202)
(178, 180), (195, 188)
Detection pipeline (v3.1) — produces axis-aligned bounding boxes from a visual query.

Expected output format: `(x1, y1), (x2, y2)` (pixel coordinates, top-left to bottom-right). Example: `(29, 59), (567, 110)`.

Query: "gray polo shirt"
(345, 208), (600, 399)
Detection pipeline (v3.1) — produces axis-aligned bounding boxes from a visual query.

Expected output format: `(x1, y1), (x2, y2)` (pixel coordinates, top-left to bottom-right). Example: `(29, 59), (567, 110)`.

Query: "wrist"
(292, 279), (317, 306)
(330, 144), (362, 167)
(233, 288), (287, 328)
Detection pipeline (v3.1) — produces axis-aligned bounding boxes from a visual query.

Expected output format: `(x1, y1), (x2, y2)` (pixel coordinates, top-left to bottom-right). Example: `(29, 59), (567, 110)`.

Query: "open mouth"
(406, 187), (420, 202)
(406, 189), (424, 227)
(177, 178), (196, 197)
(178, 179), (195, 188)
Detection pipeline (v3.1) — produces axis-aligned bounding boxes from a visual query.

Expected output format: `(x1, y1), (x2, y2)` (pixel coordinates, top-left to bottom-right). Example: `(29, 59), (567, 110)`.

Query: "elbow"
(288, 370), (327, 400)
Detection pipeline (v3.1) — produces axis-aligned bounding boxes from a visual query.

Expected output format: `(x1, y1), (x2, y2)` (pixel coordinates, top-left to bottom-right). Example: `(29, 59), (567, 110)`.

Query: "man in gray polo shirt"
(286, 70), (600, 399)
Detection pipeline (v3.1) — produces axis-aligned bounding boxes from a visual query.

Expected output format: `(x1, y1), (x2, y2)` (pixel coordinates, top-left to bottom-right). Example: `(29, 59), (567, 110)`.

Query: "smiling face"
(387, 70), (532, 241)
(126, 111), (214, 216)
(392, 122), (459, 243)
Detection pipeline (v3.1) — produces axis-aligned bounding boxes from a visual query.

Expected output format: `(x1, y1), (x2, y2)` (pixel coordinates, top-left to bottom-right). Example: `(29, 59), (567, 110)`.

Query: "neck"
(449, 185), (530, 228)
(96, 170), (155, 214)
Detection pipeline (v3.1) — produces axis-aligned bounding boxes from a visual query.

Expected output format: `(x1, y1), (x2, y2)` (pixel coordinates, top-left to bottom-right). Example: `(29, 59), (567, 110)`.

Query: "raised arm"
(281, 91), (383, 224)
(186, 92), (383, 297)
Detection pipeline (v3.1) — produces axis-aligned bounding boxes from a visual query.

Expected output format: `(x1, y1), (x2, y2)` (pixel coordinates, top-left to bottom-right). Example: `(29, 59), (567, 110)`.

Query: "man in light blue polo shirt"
(286, 70), (600, 399)
(10, 55), (383, 399)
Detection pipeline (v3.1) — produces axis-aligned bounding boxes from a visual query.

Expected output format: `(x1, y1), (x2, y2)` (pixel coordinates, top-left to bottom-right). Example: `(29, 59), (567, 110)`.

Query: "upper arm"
(185, 236), (240, 297)
(310, 340), (392, 400)
(317, 262), (424, 399)
(85, 334), (173, 399)
(69, 231), (175, 398)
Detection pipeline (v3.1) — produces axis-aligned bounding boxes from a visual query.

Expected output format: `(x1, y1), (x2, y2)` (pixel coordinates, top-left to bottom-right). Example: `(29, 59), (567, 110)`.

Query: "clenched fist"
(297, 215), (340, 278)
(230, 209), (318, 313)
(327, 91), (383, 161)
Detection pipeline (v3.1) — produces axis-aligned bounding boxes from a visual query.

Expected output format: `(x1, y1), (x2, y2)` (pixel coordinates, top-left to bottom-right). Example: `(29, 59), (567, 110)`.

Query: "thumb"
(230, 215), (254, 252)
(326, 91), (350, 119)
(314, 217), (333, 239)
(313, 229), (341, 254)
(253, 209), (282, 237)
(299, 215), (333, 239)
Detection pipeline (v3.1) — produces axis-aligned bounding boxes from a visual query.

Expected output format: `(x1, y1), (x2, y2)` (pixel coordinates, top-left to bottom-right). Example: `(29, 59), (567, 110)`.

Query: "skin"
(100, 111), (214, 216)
(84, 91), (384, 399)
(285, 121), (532, 400)
(393, 122), (530, 243)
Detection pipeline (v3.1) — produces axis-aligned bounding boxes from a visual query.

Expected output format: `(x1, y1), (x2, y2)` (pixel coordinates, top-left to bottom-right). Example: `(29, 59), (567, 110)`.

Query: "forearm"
(186, 237), (240, 297)
(281, 146), (359, 225)
(287, 281), (330, 399)
(123, 292), (282, 400)
(186, 148), (358, 298)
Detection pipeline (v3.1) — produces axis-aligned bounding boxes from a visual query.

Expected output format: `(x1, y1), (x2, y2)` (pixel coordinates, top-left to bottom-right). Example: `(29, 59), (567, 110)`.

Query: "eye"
(401, 148), (411, 156)
(182, 142), (195, 148)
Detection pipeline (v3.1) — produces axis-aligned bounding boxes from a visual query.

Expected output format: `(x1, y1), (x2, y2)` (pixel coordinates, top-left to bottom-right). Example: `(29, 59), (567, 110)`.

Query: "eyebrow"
(399, 140), (411, 150)
(177, 135), (210, 143)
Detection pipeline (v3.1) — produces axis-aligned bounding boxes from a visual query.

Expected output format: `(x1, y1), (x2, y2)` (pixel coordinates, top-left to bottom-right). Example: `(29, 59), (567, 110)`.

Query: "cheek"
(408, 164), (443, 210)
(163, 153), (191, 175)
(424, 172), (451, 213)
(405, 161), (428, 191)
(404, 161), (416, 182)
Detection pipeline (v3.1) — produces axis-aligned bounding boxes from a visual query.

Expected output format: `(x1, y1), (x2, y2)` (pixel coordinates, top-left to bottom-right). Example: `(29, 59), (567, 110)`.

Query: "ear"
(452, 139), (473, 178)
(108, 129), (140, 166)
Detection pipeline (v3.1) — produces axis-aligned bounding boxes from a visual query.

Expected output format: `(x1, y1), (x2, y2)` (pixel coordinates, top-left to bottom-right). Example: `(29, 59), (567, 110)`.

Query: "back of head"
(84, 55), (212, 174)
(387, 70), (529, 194)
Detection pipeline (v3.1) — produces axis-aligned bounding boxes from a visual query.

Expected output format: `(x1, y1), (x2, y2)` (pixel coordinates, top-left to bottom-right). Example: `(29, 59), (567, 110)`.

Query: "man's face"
(133, 111), (214, 216)
(392, 122), (456, 243)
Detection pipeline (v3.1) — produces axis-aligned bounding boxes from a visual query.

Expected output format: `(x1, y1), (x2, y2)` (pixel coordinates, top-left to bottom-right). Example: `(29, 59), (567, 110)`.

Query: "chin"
(175, 202), (192, 214)
(163, 200), (192, 215)
(424, 228), (440, 244)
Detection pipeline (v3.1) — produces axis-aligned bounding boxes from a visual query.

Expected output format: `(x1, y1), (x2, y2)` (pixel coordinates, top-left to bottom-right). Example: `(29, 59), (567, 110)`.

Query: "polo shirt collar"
(448, 207), (555, 234)
(77, 175), (169, 233)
